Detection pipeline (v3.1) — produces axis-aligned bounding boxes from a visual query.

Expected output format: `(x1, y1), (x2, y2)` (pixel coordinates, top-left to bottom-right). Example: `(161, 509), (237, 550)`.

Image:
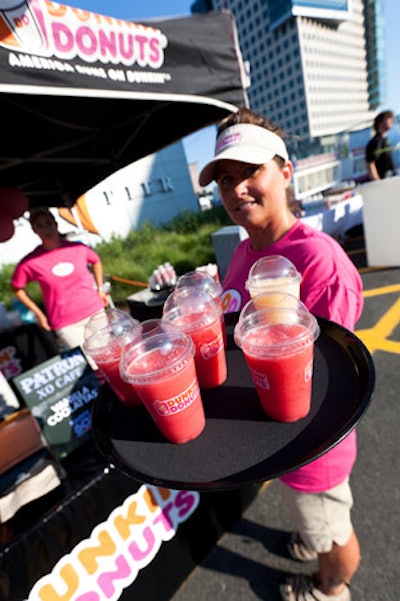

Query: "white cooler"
(359, 176), (400, 266)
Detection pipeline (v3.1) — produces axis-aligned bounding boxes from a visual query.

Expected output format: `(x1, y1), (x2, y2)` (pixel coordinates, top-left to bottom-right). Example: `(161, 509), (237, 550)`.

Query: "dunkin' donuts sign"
(28, 484), (200, 600)
(0, 0), (168, 76)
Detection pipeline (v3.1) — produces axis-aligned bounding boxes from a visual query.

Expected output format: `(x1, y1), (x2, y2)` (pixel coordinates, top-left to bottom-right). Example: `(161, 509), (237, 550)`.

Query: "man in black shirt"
(365, 110), (396, 180)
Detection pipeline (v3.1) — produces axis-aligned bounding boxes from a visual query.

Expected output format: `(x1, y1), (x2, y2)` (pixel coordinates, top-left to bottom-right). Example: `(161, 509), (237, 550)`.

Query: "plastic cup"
(83, 308), (135, 341)
(82, 312), (140, 407)
(176, 270), (227, 347)
(240, 292), (308, 324)
(119, 320), (205, 444)
(162, 287), (227, 389)
(234, 306), (320, 422)
(245, 255), (302, 300)
(176, 270), (223, 299)
(194, 263), (221, 283)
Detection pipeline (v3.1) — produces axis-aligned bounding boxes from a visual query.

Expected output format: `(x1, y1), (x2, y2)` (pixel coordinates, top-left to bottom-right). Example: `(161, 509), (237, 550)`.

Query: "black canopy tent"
(0, 1), (248, 209)
(0, 8), (255, 597)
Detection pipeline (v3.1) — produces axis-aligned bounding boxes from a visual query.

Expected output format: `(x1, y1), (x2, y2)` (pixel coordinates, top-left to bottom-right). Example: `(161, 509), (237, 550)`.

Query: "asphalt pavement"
(171, 230), (400, 601)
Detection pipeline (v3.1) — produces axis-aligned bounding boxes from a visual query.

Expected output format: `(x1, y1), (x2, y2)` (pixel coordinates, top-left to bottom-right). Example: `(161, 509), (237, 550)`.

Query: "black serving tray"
(91, 316), (375, 492)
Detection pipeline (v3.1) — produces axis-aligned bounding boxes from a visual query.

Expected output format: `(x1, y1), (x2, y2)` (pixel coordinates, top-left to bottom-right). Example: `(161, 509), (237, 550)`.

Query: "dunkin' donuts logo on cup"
(249, 368), (270, 390)
(154, 379), (200, 416)
(200, 332), (223, 360)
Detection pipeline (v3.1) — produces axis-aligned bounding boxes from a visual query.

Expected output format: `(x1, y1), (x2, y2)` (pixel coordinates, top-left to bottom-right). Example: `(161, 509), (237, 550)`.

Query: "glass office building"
(193, 0), (384, 146)
(364, 0), (386, 108)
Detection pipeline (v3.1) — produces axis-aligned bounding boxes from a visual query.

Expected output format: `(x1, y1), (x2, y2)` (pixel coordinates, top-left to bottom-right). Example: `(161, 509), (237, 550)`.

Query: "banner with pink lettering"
(0, 1), (248, 207)
(0, 462), (259, 601)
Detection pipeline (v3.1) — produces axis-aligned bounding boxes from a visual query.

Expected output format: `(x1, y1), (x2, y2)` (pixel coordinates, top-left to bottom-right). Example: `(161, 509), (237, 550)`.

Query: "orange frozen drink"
(245, 255), (302, 301)
(240, 292), (308, 325)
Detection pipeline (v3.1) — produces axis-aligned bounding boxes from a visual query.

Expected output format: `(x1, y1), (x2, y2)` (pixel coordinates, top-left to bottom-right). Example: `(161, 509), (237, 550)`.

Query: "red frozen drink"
(176, 270), (227, 348)
(168, 312), (226, 389)
(163, 287), (227, 389)
(92, 347), (141, 407)
(234, 308), (319, 422)
(120, 321), (205, 443)
(83, 320), (141, 408)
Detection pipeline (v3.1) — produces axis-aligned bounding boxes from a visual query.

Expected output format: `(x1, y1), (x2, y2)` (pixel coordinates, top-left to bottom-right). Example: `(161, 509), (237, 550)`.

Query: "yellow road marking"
(359, 266), (393, 274)
(363, 284), (400, 297)
(356, 286), (400, 355)
(343, 235), (400, 355)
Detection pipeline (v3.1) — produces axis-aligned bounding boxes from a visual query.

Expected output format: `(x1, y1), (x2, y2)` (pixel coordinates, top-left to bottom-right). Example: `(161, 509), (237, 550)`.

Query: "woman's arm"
(91, 261), (109, 306)
(12, 287), (51, 331)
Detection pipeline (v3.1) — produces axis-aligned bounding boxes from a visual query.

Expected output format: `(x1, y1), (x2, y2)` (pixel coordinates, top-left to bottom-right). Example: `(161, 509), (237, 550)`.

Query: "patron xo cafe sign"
(12, 347), (101, 458)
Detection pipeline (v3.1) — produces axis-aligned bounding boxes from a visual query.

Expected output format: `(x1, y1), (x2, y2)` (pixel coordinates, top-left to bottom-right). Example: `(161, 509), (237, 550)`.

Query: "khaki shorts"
(55, 315), (93, 351)
(280, 477), (354, 553)
(55, 313), (105, 369)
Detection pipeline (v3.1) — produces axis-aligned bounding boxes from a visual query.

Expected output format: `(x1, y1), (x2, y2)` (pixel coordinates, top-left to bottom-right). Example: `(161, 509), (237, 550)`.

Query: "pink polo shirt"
(222, 220), (363, 492)
(11, 240), (104, 330)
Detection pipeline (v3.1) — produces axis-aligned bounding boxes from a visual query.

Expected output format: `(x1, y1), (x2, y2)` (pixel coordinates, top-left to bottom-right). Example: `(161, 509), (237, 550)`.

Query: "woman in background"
(11, 207), (108, 351)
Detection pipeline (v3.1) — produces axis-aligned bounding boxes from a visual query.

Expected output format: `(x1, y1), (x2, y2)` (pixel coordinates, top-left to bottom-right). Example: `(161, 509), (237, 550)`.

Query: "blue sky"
(63, 0), (400, 169)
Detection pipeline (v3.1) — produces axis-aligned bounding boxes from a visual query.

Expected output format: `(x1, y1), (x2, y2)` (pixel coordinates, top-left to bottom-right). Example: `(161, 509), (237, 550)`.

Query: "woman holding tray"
(199, 108), (364, 601)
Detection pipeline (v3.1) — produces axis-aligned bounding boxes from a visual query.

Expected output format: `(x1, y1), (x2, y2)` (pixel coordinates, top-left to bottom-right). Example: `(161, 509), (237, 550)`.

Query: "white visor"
(199, 123), (289, 187)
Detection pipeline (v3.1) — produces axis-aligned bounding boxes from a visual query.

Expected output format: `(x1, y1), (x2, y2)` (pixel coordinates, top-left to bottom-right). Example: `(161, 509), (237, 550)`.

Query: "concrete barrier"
(211, 225), (249, 280)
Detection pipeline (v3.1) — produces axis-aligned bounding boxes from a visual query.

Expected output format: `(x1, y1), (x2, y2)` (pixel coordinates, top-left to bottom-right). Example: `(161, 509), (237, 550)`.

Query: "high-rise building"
(364, 0), (386, 109)
(192, 0), (386, 196)
(193, 1), (383, 143)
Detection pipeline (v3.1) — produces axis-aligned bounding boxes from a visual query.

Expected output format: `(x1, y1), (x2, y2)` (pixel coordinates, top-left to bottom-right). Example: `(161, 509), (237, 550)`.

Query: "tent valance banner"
(0, 0), (248, 207)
